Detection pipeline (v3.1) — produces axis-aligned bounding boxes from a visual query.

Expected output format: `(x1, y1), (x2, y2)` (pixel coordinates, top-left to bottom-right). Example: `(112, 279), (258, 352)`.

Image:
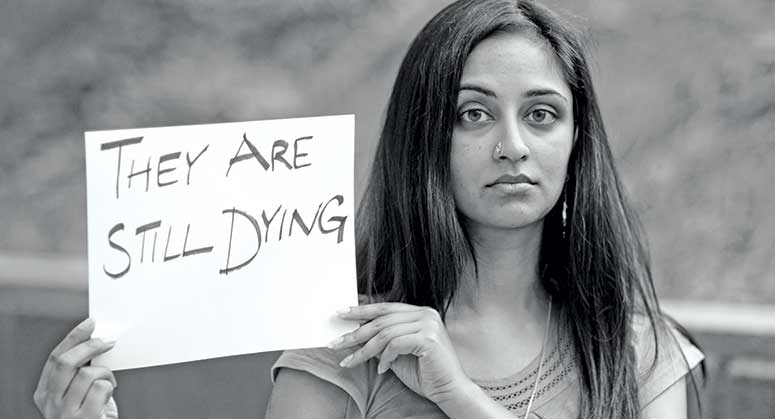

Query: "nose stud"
(494, 141), (503, 157)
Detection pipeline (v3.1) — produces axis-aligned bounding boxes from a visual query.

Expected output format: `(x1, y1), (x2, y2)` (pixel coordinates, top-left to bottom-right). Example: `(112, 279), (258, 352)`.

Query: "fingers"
(53, 318), (97, 357)
(328, 311), (423, 350)
(33, 319), (119, 419)
(339, 322), (421, 368)
(337, 303), (425, 321)
(333, 305), (444, 370)
(377, 333), (423, 373)
(36, 318), (96, 397)
(47, 338), (117, 398)
(78, 379), (115, 418)
(62, 366), (117, 413)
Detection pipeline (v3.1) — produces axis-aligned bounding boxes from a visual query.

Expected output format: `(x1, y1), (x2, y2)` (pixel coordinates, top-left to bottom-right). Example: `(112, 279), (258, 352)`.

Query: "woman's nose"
(494, 120), (530, 162)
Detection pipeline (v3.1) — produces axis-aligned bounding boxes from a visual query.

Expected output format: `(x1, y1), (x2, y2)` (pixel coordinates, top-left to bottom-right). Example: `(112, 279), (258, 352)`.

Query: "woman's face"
(450, 32), (575, 233)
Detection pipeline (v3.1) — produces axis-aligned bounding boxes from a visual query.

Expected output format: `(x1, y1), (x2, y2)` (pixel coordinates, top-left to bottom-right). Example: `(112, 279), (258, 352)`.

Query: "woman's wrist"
(427, 377), (479, 406)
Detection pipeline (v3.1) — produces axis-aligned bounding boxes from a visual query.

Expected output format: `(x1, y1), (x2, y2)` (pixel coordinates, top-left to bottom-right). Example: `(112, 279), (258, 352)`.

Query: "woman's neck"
(448, 220), (548, 324)
(444, 220), (554, 379)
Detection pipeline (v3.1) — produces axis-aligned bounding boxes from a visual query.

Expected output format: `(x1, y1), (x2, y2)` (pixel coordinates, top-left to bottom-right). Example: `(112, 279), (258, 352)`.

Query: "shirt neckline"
(468, 306), (564, 386)
(469, 315), (577, 415)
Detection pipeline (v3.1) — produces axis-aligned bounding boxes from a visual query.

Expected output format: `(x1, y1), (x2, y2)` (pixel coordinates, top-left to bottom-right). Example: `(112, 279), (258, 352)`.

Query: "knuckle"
(48, 352), (61, 365)
(52, 354), (74, 370)
(384, 339), (398, 354)
(92, 379), (114, 393)
(76, 367), (95, 381)
(423, 332), (440, 345)
(63, 334), (83, 348)
(95, 366), (114, 380)
(33, 389), (43, 406)
(423, 307), (440, 319)
(369, 318), (384, 331)
(341, 332), (355, 345)
(350, 328), (366, 342)
(76, 321), (93, 333)
(63, 334), (79, 346)
(375, 328), (392, 343)
(425, 318), (440, 331)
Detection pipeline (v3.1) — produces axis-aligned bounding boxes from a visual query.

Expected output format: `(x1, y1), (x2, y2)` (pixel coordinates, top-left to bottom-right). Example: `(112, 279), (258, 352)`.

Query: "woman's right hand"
(34, 318), (119, 419)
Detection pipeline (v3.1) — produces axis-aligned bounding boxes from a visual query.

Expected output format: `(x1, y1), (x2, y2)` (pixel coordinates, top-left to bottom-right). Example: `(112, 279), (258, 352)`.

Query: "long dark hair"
(356, 0), (696, 417)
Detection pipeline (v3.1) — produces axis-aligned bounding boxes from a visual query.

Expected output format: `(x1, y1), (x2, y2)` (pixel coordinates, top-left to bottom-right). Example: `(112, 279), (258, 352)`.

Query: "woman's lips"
(487, 173), (536, 193)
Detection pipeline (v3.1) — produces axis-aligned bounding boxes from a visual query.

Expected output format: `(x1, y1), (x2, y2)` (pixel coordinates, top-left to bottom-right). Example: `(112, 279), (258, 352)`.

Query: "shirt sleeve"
(632, 314), (704, 406)
(271, 347), (370, 417)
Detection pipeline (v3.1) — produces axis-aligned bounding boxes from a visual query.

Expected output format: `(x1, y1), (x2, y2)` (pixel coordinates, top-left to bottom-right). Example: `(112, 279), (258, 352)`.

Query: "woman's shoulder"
(271, 347), (365, 406)
(270, 347), (367, 417)
(270, 346), (445, 418)
(630, 312), (704, 405)
(272, 346), (346, 381)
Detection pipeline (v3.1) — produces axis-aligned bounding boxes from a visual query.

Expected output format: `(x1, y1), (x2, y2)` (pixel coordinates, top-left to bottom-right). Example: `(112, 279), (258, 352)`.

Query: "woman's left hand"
(329, 303), (470, 404)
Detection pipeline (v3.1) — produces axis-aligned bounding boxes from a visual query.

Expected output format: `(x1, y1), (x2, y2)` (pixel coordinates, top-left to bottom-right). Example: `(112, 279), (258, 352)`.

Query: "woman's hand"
(329, 303), (471, 405)
(33, 318), (119, 419)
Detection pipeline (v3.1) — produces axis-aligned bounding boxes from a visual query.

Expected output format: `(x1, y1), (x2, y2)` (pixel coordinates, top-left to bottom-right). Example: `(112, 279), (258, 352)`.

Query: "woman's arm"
(264, 368), (349, 419)
(432, 379), (535, 418)
(641, 376), (688, 419)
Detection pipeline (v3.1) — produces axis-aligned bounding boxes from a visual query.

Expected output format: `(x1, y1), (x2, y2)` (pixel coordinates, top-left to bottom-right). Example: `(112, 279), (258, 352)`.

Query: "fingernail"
(81, 318), (95, 328)
(102, 339), (117, 348)
(339, 354), (353, 367)
(377, 364), (386, 374)
(327, 336), (344, 349)
(336, 307), (352, 315)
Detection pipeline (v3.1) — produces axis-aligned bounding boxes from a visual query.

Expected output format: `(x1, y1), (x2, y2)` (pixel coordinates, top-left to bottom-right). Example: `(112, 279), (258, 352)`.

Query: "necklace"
(522, 296), (552, 419)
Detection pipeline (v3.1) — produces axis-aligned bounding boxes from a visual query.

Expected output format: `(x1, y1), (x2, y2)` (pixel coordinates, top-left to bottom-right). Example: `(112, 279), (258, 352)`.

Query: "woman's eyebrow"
(458, 84), (496, 97)
(458, 85), (568, 103)
(524, 88), (568, 102)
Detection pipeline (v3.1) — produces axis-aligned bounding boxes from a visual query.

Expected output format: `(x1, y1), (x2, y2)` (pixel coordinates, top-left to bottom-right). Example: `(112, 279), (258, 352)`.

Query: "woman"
(34, 0), (703, 418)
(267, 0), (703, 418)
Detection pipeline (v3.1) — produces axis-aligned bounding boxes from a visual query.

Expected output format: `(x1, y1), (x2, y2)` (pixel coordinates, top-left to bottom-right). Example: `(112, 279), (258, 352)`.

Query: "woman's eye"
(458, 108), (493, 124)
(467, 110), (483, 122)
(525, 108), (557, 125)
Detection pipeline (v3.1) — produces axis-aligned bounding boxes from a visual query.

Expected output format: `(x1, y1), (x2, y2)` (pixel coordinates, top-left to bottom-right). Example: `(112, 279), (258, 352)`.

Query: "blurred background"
(1, 0), (773, 417)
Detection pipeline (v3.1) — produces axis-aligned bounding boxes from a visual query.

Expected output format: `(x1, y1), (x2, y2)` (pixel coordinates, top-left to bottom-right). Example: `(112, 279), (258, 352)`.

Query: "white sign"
(84, 114), (358, 370)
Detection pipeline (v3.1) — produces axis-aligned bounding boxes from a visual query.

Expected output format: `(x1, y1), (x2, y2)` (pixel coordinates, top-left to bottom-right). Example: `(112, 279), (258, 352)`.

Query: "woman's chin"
(467, 213), (546, 232)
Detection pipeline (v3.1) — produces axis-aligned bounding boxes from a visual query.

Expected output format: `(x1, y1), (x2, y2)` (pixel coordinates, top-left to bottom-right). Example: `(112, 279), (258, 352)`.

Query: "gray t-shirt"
(271, 315), (703, 418)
